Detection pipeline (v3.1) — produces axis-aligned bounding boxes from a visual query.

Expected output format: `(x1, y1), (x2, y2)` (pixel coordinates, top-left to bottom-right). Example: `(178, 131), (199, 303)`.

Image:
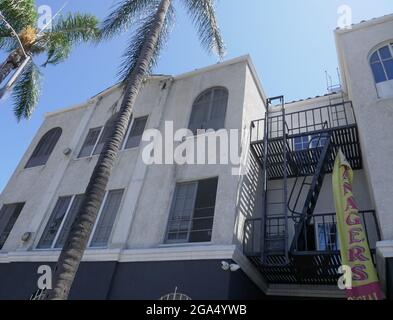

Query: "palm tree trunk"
(46, 0), (173, 300)
(0, 50), (24, 85)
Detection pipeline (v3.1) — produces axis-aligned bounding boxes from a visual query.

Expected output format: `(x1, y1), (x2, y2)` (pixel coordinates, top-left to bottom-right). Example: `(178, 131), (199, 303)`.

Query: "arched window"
(25, 128), (62, 168)
(370, 43), (393, 84)
(188, 87), (228, 134)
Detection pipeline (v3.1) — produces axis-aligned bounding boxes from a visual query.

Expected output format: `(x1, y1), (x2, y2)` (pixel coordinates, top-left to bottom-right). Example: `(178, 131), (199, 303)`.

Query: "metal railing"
(251, 101), (356, 143)
(165, 211), (214, 243)
(244, 210), (380, 256)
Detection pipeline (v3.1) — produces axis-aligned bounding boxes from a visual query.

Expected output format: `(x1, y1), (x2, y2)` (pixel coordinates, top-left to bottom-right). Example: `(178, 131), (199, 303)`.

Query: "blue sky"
(1, 0), (393, 192)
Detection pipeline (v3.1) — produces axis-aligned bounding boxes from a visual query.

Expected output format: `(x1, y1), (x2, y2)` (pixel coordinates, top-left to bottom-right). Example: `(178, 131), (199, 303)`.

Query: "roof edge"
(335, 13), (393, 35)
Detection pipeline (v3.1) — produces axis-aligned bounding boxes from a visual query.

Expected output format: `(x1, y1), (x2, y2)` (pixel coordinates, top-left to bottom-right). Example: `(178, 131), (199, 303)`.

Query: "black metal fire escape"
(260, 96), (289, 266)
(245, 97), (381, 285)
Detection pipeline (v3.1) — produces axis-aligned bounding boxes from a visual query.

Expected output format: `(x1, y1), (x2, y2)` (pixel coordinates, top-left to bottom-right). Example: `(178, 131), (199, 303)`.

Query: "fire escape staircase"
(245, 97), (381, 285)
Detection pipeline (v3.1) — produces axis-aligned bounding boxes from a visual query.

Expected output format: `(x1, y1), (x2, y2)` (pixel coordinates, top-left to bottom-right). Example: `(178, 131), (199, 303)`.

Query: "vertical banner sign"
(333, 149), (383, 300)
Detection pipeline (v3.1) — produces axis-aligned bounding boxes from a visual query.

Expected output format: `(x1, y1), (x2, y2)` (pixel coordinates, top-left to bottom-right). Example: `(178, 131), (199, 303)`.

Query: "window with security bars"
(0, 203), (24, 250)
(370, 43), (393, 84)
(37, 190), (124, 249)
(188, 87), (228, 134)
(165, 177), (218, 244)
(25, 128), (62, 168)
(78, 115), (148, 158)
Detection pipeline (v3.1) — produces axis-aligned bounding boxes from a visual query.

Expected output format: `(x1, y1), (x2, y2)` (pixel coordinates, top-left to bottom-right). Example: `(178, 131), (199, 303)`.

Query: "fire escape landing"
(243, 97), (381, 286)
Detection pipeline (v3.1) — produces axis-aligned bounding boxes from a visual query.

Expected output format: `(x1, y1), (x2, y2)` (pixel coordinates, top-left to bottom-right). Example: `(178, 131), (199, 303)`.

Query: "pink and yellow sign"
(332, 149), (383, 300)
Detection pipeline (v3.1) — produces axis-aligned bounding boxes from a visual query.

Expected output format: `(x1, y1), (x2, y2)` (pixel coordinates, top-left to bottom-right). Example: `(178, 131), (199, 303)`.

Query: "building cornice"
(43, 56), (268, 119)
(335, 14), (393, 35)
(0, 245), (235, 264)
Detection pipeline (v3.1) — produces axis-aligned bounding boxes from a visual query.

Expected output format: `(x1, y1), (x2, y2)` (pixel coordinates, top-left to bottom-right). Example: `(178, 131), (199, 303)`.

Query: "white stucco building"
(1, 13), (393, 300)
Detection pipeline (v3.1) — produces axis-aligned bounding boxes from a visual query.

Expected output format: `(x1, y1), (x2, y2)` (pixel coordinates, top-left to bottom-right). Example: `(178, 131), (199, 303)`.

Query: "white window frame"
(88, 189), (125, 249)
(87, 191), (109, 248)
(36, 195), (75, 250)
(77, 126), (105, 159)
(36, 190), (124, 250)
(370, 43), (393, 84)
(188, 87), (229, 135)
(120, 115), (149, 151)
(78, 115), (149, 160)
(294, 136), (310, 151)
(164, 178), (218, 245)
(294, 134), (327, 151)
(316, 222), (339, 252)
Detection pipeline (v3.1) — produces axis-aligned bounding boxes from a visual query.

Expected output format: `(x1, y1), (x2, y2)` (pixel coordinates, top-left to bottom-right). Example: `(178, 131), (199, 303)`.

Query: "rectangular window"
(93, 126), (113, 156)
(89, 189), (124, 248)
(294, 136), (309, 151)
(0, 203), (24, 250)
(54, 195), (85, 249)
(38, 190), (124, 250)
(79, 116), (148, 159)
(38, 196), (73, 249)
(310, 134), (327, 148)
(166, 177), (218, 244)
(78, 127), (103, 158)
(124, 116), (148, 149)
(371, 62), (387, 83)
(383, 59), (393, 80)
(318, 223), (339, 251)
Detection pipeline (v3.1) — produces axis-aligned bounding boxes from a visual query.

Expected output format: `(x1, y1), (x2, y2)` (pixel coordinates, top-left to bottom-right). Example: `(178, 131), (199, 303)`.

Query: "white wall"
(336, 15), (393, 240)
(0, 58), (267, 256)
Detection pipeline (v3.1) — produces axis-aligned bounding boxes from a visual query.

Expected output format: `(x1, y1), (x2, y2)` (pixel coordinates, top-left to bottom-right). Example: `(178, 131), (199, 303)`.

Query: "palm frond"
(37, 13), (100, 66)
(12, 60), (41, 121)
(181, 0), (225, 59)
(0, 0), (37, 33)
(118, 3), (175, 82)
(101, 0), (157, 39)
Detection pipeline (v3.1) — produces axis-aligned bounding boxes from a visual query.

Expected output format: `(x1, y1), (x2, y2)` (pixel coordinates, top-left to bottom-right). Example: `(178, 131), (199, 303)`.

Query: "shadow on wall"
(233, 149), (263, 250)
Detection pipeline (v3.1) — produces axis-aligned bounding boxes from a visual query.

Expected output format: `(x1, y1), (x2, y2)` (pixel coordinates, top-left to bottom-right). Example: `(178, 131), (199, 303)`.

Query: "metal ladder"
(261, 96), (290, 266)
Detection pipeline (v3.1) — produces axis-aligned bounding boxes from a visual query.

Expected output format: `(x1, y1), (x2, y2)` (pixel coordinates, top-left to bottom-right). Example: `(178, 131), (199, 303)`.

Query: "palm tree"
(47, 0), (224, 300)
(0, 0), (100, 120)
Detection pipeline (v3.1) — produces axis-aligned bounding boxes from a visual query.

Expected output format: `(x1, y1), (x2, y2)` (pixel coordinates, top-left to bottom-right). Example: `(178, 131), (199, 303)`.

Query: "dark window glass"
(188, 88), (228, 134)
(310, 134), (327, 148)
(38, 197), (72, 249)
(93, 114), (119, 155)
(294, 136), (309, 151)
(189, 178), (218, 243)
(90, 190), (124, 248)
(124, 116), (148, 149)
(370, 51), (381, 63)
(25, 128), (62, 168)
(383, 59), (393, 80)
(318, 223), (339, 251)
(371, 61), (387, 84)
(370, 45), (393, 84)
(54, 195), (85, 249)
(166, 183), (197, 243)
(379, 45), (392, 60)
(78, 127), (102, 158)
(0, 203), (24, 249)
(166, 177), (218, 244)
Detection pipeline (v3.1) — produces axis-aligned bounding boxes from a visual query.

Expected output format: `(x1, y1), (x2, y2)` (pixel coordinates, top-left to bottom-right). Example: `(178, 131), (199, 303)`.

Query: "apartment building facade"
(0, 14), (393, 300)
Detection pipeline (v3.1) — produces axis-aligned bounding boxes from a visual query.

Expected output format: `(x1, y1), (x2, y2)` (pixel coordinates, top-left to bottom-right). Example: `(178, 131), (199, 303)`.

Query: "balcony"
(250, 101), (362, 180)
(243, 211), (381, 285)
